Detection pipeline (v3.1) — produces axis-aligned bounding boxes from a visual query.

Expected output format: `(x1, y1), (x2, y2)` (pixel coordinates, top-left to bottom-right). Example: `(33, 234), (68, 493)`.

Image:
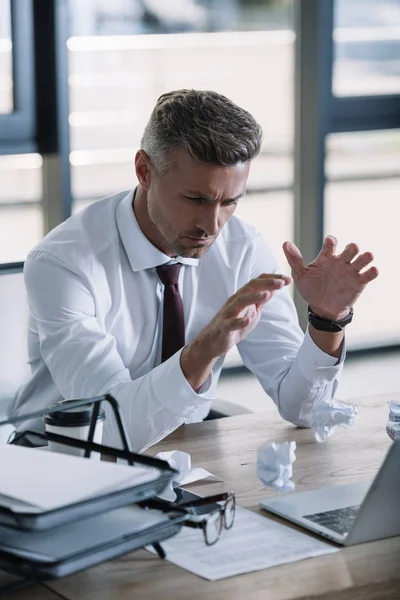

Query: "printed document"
(154, 506), (338, 580)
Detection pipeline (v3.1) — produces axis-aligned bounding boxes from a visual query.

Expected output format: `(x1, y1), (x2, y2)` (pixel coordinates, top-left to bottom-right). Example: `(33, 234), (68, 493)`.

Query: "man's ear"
(135, 150), (152, 190)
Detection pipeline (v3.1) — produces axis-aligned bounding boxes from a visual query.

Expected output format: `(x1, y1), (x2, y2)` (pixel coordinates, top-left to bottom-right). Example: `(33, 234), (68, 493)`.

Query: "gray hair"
(140, 89), (263, 174)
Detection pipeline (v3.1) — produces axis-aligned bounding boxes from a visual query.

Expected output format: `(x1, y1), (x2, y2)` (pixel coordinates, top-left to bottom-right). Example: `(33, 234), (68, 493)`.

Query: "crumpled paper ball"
(256, 441), (296, 492)
(300, 398), (359, 443)
(155, 450), (192, 501)
(386, 400), (400, 441)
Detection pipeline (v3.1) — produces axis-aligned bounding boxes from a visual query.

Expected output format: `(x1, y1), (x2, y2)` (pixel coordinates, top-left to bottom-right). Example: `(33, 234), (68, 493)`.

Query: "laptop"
(259, 441), (400, 546)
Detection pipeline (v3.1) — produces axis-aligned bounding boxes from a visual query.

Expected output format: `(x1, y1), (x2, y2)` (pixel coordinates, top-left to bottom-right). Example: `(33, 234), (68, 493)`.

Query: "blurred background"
(0, 0), (399, 413)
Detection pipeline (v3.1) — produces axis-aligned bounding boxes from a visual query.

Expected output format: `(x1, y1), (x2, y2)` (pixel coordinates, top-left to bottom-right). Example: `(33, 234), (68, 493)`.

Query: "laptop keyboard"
(303, 505), (360, 536)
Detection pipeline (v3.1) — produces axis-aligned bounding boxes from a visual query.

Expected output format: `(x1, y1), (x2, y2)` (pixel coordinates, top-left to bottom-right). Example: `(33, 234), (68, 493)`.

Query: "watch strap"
(308, 306), (354, 332)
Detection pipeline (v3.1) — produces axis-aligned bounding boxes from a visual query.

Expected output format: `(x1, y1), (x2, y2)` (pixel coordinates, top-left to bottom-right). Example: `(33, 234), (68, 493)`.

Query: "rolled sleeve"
(296, 327), (345, 385)
(106, 352), (214, 452)
(151, 349), (214, 418)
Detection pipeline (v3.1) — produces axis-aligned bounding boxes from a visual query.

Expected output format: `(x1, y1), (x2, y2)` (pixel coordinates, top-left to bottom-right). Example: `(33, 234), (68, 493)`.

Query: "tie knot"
(156, 263), (182, 286)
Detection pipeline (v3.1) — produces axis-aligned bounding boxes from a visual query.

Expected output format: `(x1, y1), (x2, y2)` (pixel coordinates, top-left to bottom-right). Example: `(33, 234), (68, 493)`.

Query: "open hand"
(198, 273), (291, 358)
(283, 236), (379, 320)
(181, 273), (291, 392)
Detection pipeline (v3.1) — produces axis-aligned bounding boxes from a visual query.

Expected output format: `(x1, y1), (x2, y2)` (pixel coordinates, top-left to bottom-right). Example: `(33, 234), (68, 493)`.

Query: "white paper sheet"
(0, 444), (160, 513)
(153, 507), (338, 580)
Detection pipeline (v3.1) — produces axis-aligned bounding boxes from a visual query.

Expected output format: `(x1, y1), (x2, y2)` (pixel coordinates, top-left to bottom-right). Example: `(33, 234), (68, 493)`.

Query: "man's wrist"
(308, 305), (353, 333)
(308, 305), (350, 322)
(180, 336), (218, 392)
(308, 325), (344, 360)
(184, 333), (219, 363)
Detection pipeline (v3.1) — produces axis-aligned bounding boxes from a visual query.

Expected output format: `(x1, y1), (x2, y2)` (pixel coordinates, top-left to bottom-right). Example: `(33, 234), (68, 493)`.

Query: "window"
(68, 0), (295, 265)
(235, 191), (293, 269)
(0, 0), (35, 145)
(0, 0), (12, 114)
(325, 130), (400, 348)
(0, 153), (43, 262)
(333, 0), (400, 96)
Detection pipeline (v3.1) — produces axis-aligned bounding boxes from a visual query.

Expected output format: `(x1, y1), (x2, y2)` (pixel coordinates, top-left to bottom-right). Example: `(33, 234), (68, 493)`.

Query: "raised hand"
(283, 236), (379, 320)
(198, 273), (292, 358)
(181, 273), (291, 392)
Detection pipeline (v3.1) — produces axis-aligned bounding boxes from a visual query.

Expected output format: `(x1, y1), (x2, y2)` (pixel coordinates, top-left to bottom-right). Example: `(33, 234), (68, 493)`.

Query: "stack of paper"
(0, 445), (160, 514)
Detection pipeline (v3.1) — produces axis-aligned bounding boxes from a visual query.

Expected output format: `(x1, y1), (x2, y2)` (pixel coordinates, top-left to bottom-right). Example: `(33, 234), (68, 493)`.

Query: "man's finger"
(245, 274), (291, 292)
(360, 266), (379, 285)
(340, 242), (359, 263)
(257, 273), (292, 284)
(351, 251), (374, 272)
(282, 241), (304, 277)
(317, 235), (337, 258)
(227, 290), (274, 316)
(256, 273), (289, 280)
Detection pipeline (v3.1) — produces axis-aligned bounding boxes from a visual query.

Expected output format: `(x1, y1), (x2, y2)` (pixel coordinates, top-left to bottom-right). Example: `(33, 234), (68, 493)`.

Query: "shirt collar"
(116, 189), (199, 272)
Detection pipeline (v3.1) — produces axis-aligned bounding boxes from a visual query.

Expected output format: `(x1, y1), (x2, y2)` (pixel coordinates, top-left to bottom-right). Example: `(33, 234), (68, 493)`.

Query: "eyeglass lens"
(223, 496), (235, 529)
(205, 510), (223, 545)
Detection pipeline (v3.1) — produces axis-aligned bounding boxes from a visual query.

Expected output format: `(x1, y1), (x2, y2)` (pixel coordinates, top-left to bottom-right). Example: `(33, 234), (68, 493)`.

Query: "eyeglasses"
(178, 492), (236, 546)
(140, 492), (236, 546)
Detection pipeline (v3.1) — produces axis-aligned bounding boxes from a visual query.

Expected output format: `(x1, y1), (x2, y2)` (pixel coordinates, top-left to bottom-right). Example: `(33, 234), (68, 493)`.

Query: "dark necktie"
(156, 263), (185, 362)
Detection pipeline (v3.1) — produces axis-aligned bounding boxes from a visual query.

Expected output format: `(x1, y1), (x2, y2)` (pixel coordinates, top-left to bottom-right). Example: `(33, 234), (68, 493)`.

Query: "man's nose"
(197, 205), (220, 237)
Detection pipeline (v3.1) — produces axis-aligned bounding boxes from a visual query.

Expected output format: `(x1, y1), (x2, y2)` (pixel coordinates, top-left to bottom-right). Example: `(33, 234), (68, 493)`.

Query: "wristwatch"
(308, 306), (354, 332)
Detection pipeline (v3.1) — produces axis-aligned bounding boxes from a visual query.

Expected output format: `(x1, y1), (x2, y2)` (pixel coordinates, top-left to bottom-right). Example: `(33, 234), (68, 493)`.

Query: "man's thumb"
(282, 241), (304, 278)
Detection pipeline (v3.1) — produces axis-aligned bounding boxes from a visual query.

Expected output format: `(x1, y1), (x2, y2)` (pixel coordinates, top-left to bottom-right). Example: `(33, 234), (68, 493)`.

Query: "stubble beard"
(169, 239), (211, 259)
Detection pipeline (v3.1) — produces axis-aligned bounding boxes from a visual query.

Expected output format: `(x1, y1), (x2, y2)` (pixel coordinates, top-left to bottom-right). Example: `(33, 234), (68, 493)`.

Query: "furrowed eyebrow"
(184, 192), (244, 203)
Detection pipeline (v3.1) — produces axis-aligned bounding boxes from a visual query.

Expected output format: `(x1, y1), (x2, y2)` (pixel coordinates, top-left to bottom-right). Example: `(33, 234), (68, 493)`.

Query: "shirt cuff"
(151, 348), (215, 419)
(296, 326), (346, 384)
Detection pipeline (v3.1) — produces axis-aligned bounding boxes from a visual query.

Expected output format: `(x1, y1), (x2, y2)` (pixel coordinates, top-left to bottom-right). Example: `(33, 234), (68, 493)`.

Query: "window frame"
(0, 261), (24, 274)
(0, 0), (36, 153)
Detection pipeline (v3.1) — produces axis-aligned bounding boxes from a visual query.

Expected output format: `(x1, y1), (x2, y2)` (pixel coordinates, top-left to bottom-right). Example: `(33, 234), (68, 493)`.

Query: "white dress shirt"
(13, 189), (344, 452)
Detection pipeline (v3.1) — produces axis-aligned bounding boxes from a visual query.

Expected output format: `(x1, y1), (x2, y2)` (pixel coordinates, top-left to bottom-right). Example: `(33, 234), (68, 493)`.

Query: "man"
(13, 89), (378, 452)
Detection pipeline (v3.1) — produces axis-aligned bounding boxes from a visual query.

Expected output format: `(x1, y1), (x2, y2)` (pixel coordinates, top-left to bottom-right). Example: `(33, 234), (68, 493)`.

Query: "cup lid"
(388, 400), (400, 421)
(44, 400), (105, 427)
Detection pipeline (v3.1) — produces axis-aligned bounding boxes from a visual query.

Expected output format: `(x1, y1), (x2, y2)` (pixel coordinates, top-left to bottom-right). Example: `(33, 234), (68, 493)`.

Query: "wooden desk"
(0, 575), (60, 600)
(13, 393), (400, 599)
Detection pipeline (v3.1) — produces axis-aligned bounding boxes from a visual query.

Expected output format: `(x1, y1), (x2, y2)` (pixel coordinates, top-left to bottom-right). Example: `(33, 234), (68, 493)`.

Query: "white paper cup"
(44, 401), (105, 460)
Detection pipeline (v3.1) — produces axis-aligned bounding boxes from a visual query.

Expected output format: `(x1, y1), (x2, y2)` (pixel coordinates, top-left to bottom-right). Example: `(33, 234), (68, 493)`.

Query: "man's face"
(136, 148), (250, 258)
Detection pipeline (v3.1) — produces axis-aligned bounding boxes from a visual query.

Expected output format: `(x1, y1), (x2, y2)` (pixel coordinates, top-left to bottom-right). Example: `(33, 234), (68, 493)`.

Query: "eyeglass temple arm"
(182, 520), (204, 530)
(139, 497), (187, 515)
(177, 492), (233, 508)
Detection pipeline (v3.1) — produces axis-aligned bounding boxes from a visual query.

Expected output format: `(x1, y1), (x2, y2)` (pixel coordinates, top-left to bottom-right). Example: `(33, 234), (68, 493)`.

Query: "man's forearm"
(182, 318), (345, 391)
(308, 325), (344, 361)
(180, 337), (218, 392)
